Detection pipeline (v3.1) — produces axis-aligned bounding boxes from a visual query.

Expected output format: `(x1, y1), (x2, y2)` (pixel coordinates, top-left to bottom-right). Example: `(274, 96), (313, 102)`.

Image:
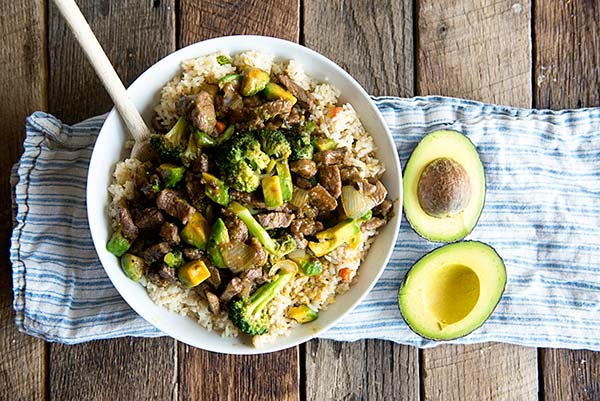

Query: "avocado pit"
(417, 157), (471, 218)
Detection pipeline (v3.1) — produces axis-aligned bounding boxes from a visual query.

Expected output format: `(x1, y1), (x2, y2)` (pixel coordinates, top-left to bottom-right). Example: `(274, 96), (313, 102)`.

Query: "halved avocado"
(398, 241), (506, 341)
(403, 130), (485, 242)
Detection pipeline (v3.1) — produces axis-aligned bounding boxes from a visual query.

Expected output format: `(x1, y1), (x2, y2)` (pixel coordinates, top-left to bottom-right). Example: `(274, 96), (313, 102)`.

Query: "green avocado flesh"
(398, 241), (506, 341)
(403, 130), (485, 242)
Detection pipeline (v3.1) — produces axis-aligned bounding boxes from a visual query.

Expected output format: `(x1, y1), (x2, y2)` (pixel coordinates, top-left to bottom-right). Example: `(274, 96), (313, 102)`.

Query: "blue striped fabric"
(11, 96), (600, 350)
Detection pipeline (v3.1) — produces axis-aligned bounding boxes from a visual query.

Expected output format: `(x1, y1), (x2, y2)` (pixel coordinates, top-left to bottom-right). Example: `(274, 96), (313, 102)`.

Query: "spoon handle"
(52, 0), (151, 145)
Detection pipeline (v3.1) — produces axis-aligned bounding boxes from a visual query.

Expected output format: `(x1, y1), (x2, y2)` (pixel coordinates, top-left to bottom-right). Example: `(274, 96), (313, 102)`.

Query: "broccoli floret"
(227, 202), (278, 253)
(256, 129), (291, 160)
(216, 132), (270, 192)
(285, 124), (313, 161)
(229, 270), (294, 335)
(181, 133), (200, 167)
(150, 117), (190, 162)
(163, 250), (184, 268)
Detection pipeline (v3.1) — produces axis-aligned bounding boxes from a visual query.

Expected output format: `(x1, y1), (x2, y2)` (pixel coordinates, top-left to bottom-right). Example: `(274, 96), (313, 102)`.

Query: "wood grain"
(417, 1), (538, 400)
(535, 3), (600, 400)
(303, 1), (417, 400)
(47, 2), (177, 400)
(179, 0), (299, 46)
(177, 2), (300, 401)
(0, 1), (47, 400)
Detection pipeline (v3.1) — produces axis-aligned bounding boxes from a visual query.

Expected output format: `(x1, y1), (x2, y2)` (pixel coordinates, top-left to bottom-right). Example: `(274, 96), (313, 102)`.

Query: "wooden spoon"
(52, 0), (153, 160)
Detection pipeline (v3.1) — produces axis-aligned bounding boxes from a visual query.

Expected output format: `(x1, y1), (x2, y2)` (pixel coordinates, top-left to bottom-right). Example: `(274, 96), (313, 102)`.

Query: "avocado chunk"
(157, 163), (185, 188)
(106, 227), (131, 257)
(403, 130), (485, 242)
(262, 82), (297, 105)
(398, 241), (506, 341)
(181, 212), (210, 250)
(207, 218), (229, 268)
(178, 259), (211, 288)
(240, 68), (270, 96)
(308, 219), (361, 257)
(120, 253), (145, 282)
(261, 175), (284, 208)
(201, 172), (230, 206)
(289, 304), (318, 323)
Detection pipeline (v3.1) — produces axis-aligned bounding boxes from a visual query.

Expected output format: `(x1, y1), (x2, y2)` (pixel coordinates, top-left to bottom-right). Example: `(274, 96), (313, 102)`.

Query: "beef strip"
(205, 261), (222, 288)
(229, 189), (253, 204)
(156, 189), (197, 224)
(313, 147), (348, 166)
(277, 74), (316, 109)
(184, 171), (205, 206)
(290, 159), (317, 178)
(158, 263), (178, 284)
(290, 218), (324, 248)
(238, 267), (267, 298)
(318, 165), (342, 199)
(256, 212), (295, 229)
(253, 99), (294, 121)
(285, 107), (304, 125)
(370, 179), (388, 206)
(249, 237), (267, 267)
(295, 177), (314, 189)
(243, 95), (263, 108)
(135, 207), (165, 231)
(160, 222), (180, 245)
(224, 216), (248, 243)
(140, 242), (172, 265)
(192, 153), (210, 174)
(340, 166), (361, 184)
(361, 217), (387, 232)
(177, 91), (217, 135)
(117, 201), (138, 241)
(373, 199), (393, 220)
(205, 291), (221, 315)
(220, 277), (243, 302)
(140, 173), (160, 200)
(308, 184), (337, 211)
(183, 248), (204, 260)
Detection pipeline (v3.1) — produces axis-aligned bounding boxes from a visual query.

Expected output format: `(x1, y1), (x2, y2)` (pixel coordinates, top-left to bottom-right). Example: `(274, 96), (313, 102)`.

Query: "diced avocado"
(289, 305), (318, 323)
(403, 130), (485, 242)
(192, 129), (217, 147)
(241, 68), (270, 96)
(399, 241), (506, 341)
(201, 172), (230, 206)
(262, 82), (297, 105)
(308, 220), (361, 257)
(157, 163), (185, 188)
(261, 175), (284, 208)
(313, 137), (337, 152)
(276, 161), (293, 202)
(178, 259), (211, 288)
(218, 73), (242, 90)
(181, 212), (210, 250)
(120, 253), (145, 282)
(207, 218), (229, 268)
(106, 227), (131, 257)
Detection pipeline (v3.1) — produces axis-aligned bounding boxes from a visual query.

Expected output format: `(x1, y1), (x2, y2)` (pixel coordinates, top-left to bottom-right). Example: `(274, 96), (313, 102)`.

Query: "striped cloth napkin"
(11, 96), (600, 350)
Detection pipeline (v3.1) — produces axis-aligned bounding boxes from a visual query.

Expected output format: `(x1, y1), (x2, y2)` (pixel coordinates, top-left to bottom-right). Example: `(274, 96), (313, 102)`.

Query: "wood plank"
(179, 0), (299, 46)
(47, 2), (177, 400)
(416, 1), (538, 400)
(303, 1), (418, 400)
(177, 2), (300, 401)
(534, 2), (600, 400)
(0, 1), (47, 400)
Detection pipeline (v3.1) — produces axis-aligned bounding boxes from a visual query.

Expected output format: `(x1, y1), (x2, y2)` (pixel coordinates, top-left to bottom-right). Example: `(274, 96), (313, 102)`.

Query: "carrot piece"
(215, 121), (226, 134)
(339, 267), (352, 282)
(330, 106), (344, 119)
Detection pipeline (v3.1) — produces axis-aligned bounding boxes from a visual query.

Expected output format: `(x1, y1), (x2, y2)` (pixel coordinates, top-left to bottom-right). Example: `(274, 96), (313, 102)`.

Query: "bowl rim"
(87, 35), (402, 354)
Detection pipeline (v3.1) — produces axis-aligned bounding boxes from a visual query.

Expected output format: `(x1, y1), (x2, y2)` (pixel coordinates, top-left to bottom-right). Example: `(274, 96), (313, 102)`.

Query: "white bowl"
(87, 35), (402, 354)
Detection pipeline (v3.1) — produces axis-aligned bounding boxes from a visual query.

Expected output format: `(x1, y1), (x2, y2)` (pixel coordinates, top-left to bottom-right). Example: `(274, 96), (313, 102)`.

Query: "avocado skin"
(402, 130), (486, 243)
(398, 241), (506, 341)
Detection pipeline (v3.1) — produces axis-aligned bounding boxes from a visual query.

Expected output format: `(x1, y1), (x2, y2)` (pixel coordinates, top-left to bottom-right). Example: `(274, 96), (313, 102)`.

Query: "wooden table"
(1, 1), (599, 400)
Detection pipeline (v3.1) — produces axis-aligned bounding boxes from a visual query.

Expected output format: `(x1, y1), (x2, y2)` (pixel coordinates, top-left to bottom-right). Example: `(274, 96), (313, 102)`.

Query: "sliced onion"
(269, 259), (298, 276)
(341, 185), (376, 219)
(221, 242), (255, 273)
(290, 187), (310, 208)
(286, 248), (307, 262)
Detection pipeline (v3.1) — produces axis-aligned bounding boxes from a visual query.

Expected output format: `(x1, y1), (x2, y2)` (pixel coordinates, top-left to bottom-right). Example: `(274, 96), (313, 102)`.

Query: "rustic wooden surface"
(1, 0), (600, 400)
(417, 1), (538, 400)
(534, 2), (600, 400)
